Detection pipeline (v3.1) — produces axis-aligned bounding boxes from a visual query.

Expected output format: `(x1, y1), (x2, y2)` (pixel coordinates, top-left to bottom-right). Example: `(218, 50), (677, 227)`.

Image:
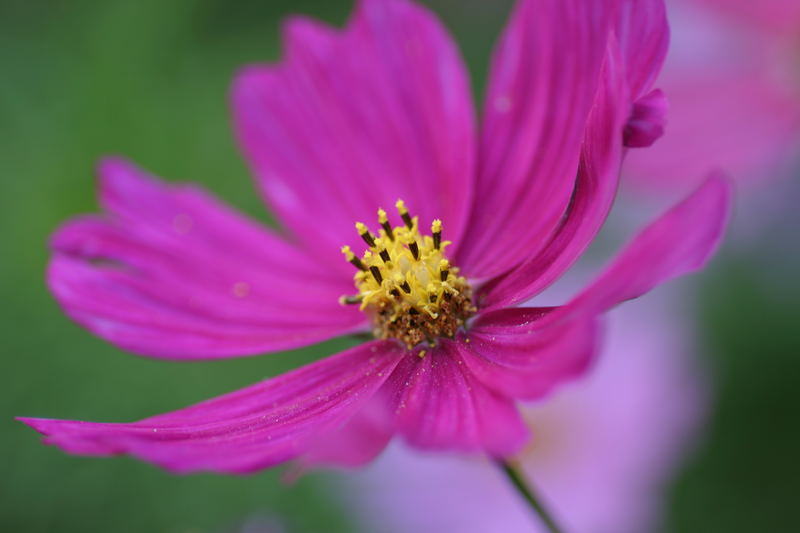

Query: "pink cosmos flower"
(624, 0), (800, 192)
(344, 296), (706, 533)
(19, 0), (730, 475)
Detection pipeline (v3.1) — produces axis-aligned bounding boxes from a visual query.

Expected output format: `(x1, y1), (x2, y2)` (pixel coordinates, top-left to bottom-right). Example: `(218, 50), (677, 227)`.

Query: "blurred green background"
(1, 1), (798, 531)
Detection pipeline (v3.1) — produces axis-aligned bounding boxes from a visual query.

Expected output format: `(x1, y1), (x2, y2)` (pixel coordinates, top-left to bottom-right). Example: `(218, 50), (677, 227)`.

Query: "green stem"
(498, 460), (565, 533)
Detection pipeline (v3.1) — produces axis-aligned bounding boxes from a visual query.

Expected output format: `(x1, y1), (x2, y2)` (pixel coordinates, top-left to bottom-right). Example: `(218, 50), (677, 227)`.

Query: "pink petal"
(346, 297), (706, 533)
(617, 0), (669, 99)
(294, 393), (394, 472)
(616, 0), (669, 149)
(19, 341), (405, 474)
(478, 50), (628, 309)
(699, 0), (800, 35)
(49, 158), (365, 359)
(460, 308), (601, 400)
(233, 0), (475, 265)
(547, 175), (732, 324)
(382, 344), (529, 457)
(456, 0), (618, 279)
(625, 72), (800, 190)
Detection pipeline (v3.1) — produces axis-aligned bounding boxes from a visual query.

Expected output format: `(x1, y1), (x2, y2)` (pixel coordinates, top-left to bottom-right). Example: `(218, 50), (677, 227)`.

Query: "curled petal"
(547, 174), (732, 325)
(624, 88), (668, 148)
(479, 47), (627, 309)
(19, 341), (405, 474)
(616, 0), (669, 149)
(456, 0), (620, 279)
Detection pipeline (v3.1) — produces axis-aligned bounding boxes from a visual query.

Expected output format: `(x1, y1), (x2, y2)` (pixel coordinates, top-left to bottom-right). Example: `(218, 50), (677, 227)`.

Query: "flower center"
(340, 200), (475, 349)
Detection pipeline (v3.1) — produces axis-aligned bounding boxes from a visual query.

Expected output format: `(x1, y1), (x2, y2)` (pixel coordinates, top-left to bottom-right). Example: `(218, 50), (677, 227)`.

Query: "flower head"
(343, 204), (474, 348)
(19, 0), (730, 474)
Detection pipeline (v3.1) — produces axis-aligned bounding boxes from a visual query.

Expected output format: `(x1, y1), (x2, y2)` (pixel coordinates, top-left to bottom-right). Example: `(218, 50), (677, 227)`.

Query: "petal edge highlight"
(19, 341), (405, 474)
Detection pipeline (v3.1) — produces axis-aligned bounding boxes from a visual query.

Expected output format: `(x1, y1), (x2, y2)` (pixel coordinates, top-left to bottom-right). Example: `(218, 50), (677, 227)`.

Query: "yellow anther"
(439, 259), (450, 282)
(356, 222), (376, 248)
(342, 244), (368, 271)
(355, 221), (368, 233)
(432, 219), (442, 249)
(378, 207), (395, 241)
(396, 199), (413, 229)
(341, 245), (355, 261)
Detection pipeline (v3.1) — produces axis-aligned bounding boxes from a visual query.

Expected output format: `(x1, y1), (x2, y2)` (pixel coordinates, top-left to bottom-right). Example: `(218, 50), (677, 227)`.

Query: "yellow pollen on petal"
(339, 200), (475, 348)
(232, 281), (250, 298)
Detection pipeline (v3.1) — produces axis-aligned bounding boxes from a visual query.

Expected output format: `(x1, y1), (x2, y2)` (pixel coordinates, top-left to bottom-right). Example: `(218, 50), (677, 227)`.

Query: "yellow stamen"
(395, 199), (407, 215)
(341, 245), (367, 271)
(340, 200), (475, 348)
(378, 208), (394, 241)
(341, 245), (355, 261)
(432, 219), (442, 249)
(355, 222), (376, 248)
(439, 259), (450, 282)
(395, 199), (413, 229)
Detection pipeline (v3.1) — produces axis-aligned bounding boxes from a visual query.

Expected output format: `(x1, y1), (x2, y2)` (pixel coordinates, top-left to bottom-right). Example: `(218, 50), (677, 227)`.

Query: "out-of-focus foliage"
(668, 251), (800, 532)
(0, 1), (359, 532)
(1, 1), (798, 532)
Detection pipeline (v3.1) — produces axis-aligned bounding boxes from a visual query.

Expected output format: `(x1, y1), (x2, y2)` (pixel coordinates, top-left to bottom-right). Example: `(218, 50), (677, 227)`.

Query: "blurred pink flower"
(345, 297), (706, 533)
(625, 0), (800, 192)
(19, 0), (728, 475)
